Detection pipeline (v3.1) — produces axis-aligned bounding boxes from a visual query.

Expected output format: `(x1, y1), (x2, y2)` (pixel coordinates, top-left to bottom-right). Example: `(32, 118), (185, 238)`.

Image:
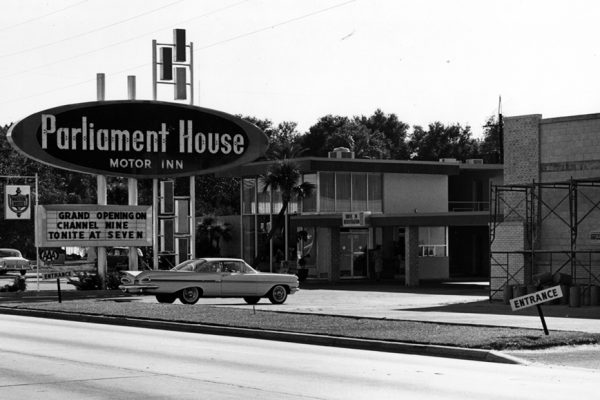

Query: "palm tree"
(260, 160), (315, 240)
(196, 216), (233, 257)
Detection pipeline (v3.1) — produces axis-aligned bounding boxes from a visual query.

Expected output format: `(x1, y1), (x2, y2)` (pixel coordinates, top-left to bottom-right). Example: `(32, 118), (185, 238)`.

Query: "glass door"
(340, 230), (369, 278)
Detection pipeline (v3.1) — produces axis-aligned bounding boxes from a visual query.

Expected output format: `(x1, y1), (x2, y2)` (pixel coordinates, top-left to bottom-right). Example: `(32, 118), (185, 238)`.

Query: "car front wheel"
(179, 287), (201, 304)
(244, 296), (260, 305)
(155, 293), (177, 303)
(268, 285), (288, 304)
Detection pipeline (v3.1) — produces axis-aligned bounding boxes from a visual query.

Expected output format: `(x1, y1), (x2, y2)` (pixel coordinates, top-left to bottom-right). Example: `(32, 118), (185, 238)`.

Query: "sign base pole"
(536, 304), (549, 335)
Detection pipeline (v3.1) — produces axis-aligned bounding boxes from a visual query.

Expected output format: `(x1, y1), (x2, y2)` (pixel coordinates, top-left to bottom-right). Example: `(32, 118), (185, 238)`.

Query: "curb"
(0, 306), (523, 365)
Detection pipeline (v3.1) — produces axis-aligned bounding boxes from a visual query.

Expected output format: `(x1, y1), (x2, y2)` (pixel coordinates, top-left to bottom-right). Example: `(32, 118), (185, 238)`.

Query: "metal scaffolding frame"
(489, 178), (600, 299)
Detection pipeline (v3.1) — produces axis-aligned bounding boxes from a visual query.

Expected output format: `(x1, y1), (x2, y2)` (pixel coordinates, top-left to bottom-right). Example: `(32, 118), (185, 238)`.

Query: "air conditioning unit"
(328, 147), (355, 159)
(465, 159), (484, 164)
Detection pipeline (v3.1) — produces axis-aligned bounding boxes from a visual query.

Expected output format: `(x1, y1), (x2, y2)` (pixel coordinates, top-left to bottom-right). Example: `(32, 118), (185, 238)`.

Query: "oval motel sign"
(7, 100), (268, 178)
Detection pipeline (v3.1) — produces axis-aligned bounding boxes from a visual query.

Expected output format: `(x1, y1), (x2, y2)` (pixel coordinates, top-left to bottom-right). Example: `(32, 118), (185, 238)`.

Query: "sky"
(1, 0), (600, 138)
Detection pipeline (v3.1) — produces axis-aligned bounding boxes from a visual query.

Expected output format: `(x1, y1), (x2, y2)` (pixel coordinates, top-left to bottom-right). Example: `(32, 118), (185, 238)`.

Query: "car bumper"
(290, 287), (300, 294)
(118, 284), (159, 294)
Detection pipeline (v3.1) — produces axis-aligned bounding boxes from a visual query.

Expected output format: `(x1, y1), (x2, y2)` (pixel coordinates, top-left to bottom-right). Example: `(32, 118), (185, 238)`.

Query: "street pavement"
(2, 276), (600, 368)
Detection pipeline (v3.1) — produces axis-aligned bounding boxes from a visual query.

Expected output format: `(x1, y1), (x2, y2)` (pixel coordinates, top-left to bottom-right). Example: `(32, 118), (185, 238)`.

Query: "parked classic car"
(119, 257), (299, 305)
(0, 248), (30, 275)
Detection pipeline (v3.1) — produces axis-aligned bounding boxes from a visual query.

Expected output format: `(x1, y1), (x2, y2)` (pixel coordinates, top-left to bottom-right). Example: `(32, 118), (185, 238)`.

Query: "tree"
(195, 216), (232, 257)
(260, 160), (315, 240)
(407, 122), (479, 161)
(356, 109), (410, 159)
(479, 115), (503, 164)
(323, 119), (389, 159)
(299, 115), (350, 156)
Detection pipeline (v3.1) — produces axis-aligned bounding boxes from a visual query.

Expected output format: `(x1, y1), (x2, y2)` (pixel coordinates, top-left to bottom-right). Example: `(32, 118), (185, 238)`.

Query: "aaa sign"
(8, 100), (268, 178)
(510, 285), (563, 311)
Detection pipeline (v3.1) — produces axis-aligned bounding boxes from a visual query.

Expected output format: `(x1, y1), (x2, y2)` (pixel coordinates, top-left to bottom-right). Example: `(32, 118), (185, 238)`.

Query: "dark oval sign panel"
(8, 100), (268, 178)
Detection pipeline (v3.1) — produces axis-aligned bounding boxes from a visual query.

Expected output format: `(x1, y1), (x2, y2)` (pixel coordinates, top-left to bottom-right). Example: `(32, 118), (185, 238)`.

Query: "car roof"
(197, 258), (246, 262)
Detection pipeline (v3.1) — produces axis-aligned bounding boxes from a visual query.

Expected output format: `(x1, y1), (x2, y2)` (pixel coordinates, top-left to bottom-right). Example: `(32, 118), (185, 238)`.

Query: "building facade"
(491, 113), (600, 300)
(220, 148), (502, 286)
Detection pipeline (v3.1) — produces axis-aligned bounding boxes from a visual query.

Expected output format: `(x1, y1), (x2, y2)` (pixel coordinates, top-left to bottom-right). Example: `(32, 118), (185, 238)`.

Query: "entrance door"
(340, 230), (369, 278)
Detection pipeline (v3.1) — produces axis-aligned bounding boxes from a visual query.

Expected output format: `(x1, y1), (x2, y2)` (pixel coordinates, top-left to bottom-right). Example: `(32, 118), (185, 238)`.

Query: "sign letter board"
(36, 204), (153, 247)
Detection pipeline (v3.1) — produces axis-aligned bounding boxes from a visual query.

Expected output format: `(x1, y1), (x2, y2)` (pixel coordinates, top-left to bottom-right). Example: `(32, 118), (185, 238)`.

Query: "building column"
(405, 226), (419, 286)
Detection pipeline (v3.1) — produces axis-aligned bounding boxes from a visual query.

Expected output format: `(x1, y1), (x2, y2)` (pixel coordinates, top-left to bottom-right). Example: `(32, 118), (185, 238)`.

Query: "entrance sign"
(5, 185), (31, 220)
(36, 204), (152, 247)
(509, 285), (563, 311)
(510, 285), (564, 336)
(8, 100), (268, 178)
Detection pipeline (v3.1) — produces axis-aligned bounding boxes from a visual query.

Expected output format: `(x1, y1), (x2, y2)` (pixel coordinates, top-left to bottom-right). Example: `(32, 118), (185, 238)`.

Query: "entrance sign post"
(509, 285), (564, 335)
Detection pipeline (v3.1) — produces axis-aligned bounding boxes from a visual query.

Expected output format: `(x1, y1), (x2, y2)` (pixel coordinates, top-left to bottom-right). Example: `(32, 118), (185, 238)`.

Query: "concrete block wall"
(490, 221), (529, 300)
(498, 112), (600, 294)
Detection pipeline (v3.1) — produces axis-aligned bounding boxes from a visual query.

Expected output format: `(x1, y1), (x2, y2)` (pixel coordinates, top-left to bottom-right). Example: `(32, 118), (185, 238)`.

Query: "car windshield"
(170, 259), (257, 273)
(0, 249), (21, 258)
(171, 259), (206, 272)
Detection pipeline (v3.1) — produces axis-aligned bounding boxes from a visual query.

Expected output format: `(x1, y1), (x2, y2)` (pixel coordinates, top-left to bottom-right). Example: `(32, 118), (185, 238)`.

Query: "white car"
(119, 257), (299, 305)
(0, 248), (30, 275)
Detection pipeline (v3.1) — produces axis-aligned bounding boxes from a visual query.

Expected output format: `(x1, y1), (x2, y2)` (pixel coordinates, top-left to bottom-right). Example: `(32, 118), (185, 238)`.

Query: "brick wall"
(490, 222), (529, 300)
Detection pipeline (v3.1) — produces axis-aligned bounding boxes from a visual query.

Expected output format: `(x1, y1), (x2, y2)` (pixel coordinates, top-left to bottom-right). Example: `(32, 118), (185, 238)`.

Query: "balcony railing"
(448, 201), (489, 212)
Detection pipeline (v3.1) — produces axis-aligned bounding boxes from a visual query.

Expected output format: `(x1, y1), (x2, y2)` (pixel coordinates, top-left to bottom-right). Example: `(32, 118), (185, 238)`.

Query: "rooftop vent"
(465, 159), (484, 164)
(438, 158), (459, 163)
(328, 147), (354, 159)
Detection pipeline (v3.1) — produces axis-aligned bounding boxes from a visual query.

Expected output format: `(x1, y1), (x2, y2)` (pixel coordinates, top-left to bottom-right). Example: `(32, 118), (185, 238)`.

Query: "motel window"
(351, 173), (367, 211)
(257, 180), (271, 215)
(242, 179), (256, 215)
(418, 226), (447, 257)
(335, 172), (351, 212)
(302, 174), (317, 213)
(368, 173), (382, 213)
(316, 172), (382, 214)
(320, 172), (335, 212)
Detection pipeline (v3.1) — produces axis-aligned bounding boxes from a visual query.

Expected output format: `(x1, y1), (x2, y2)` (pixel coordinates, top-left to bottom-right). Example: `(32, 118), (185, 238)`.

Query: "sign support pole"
(35, 173), (39, 292)
(127, 75), (139, 271)
(536, 305), (549, 335)
(96, 73), (107, 287)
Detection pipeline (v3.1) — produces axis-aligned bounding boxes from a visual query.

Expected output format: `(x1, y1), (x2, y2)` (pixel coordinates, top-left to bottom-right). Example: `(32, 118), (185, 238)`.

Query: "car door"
(220, 260), (257, 296)
(191, 260), (222, 296)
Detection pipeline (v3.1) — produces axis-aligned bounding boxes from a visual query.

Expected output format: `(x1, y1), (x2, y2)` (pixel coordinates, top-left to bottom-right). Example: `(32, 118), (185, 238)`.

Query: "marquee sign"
(35, 204), (152, 247)
(7, 100), (268, 178)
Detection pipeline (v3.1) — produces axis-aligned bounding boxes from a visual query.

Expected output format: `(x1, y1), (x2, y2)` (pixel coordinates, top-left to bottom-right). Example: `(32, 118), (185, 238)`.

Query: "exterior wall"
(490, 222), (528, 300)
(504, 114), (541, 186)
(537, 115), (600, 277)
(540, 115), (600, 181)
(419, 257), (449, 280)
(497, 112), (600, 297)
(316, 227), (333, 280)
(405, 226), (419, 286)
(383, 173), (448, 213)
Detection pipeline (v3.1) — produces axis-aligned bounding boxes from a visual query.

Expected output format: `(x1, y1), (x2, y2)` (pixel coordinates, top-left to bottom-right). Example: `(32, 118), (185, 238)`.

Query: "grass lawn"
(3, 299), (600, 351)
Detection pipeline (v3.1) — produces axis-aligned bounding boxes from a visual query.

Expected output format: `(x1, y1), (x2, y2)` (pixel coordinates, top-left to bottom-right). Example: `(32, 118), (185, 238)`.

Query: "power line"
(198, 0), (356, 50)
(0, 0), (90, 33)
(0, 0), (184, 59)
(0, 0), (251, 80)
(1, 0), (355, 107)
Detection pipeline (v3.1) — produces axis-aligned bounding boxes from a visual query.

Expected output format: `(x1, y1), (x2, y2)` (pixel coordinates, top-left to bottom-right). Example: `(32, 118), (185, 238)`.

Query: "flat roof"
(290, 211), (491, 227)
(217, 157), (476, 177)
